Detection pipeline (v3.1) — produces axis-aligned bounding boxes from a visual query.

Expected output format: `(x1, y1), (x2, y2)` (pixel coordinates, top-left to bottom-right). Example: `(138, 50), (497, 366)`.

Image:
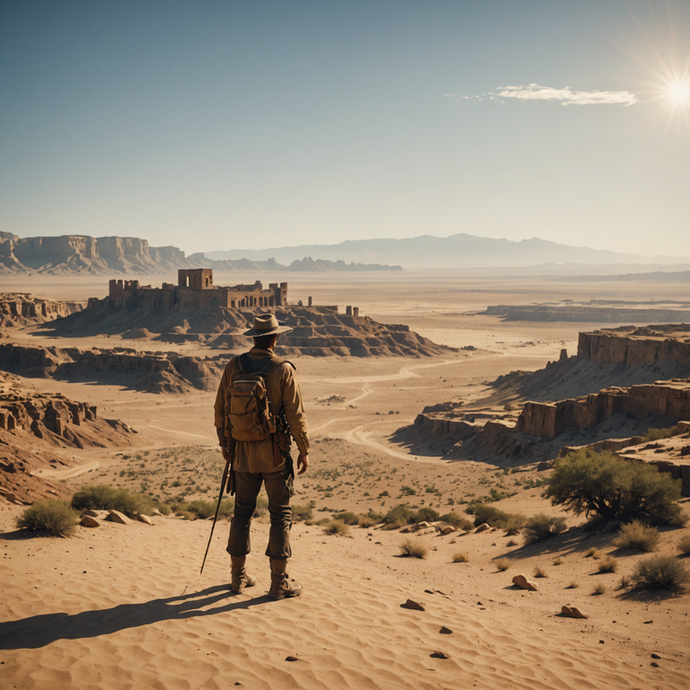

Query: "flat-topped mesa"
(578, 326), (690, 367)
(101, 269), (288, 312)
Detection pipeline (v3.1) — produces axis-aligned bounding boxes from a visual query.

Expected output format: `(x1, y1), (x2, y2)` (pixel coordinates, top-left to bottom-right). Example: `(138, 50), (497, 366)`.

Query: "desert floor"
(1, 269), (689, 689)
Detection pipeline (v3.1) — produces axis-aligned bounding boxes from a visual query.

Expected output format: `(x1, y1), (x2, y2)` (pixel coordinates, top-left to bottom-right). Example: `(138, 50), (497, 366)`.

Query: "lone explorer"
(214, 313), (309, 599)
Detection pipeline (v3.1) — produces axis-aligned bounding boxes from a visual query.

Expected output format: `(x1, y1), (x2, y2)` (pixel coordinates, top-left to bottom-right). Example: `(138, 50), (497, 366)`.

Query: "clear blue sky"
(1, 0), (688, 256)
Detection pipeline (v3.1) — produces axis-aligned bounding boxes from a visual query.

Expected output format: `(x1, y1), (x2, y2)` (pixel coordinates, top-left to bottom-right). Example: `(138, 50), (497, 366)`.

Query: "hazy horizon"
(2, 1), (689, 256)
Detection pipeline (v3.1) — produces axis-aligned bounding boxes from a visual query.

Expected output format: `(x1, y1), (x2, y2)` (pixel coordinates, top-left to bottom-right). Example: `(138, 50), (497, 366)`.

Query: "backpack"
(227, 354), (284, 442)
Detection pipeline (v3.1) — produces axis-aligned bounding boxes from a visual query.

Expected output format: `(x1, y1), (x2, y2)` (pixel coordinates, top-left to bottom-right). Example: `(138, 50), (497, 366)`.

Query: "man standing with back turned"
(214, 313), (309, 599)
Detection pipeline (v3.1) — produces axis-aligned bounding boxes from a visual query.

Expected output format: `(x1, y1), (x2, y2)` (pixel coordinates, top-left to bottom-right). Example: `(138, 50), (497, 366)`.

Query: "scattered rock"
(79, 515), (100, 528)
(651, 653), (661, 659)
(106, 510), (132, 525)
(561, 604), (588, 619)
(82, 510), (100, 518)
(440, 525), (455, 535)
(475, 523), (491, 533)
(285, 656), (299, 662)
(430, 651), (449, 659)
(439, 626), (453, 635)
(651, 662), (660, 668)
(136, 514), (154, 525)
(512, 575), (538, 591)
(401, 599), (425, 611)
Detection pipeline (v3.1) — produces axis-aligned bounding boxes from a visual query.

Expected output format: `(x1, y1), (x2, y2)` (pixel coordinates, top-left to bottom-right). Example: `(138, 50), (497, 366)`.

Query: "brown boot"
(230, 555), (256, 593)
(268, 558), (302, 600)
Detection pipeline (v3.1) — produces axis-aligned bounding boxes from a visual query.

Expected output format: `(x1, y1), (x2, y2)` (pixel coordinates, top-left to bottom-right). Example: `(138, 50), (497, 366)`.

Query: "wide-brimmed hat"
(242, 313), (293, 337)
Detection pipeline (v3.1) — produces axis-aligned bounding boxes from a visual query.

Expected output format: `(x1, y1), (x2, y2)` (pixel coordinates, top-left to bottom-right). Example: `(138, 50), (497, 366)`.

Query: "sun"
(665, 80), (690, 106)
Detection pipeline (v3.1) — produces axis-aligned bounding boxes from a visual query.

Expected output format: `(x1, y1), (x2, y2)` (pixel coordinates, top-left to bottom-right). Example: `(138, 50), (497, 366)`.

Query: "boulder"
(561, 604), (588, 619)
(136, 514), (154, 525)
(401, 599), (425, 611)
(475, 523), (491, 533)
(106, 509), (132, 525)
(512, 574), (538, 591)
(79, 515), (100, 528)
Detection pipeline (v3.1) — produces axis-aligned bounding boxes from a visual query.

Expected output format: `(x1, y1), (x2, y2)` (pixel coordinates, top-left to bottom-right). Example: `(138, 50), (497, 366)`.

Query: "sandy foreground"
(1, 270), (690, 689)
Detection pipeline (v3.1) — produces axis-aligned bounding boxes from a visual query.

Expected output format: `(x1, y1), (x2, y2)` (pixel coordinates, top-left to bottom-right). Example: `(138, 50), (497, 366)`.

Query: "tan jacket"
(214, 347), (309, 473)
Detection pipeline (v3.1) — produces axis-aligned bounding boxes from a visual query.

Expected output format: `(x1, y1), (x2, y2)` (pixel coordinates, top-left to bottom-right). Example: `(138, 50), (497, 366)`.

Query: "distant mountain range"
(206, 233), (688, 268)
(0, 233), (399, 275)
(1, 231), (687, 275)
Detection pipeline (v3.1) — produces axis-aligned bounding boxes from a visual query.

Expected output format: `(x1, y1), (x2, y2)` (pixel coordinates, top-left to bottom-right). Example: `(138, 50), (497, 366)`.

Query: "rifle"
(200, 453), (231, 576)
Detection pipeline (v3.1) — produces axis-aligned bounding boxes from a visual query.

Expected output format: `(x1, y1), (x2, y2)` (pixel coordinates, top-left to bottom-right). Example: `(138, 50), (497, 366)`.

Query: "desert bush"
(292, 504), (313, 521)
(533, 565), (547, 578)
(544, 449), (683, 526)
(177, 510), (196, 520)
(504, 515), (526, 536)
(452, 552), (469, 563)
(614, 520), (659, 552)
(440, 512), (474, 531)
(494, 558), (511, 571)
(677, 534), (690, 556)
(184, 500), (217, 520)
(172, 498), (233, 520)
(383, 504), (414, 525)
(617, 574), (632, 590)
(72, 484), (156, 517)
(552, 557), (563, 566)
(323, 519), (350, 536)
(357, 515), (377, 528)
(16, 500), (80, 537)
(597, 556), (618, 573)
(413, 506), (440, 523)
(334, 511), (359, 525)
(466, 503), (519, 529)
(584, 547), (601, 559)
(631, 555), (690, 591)
(382, 518), (406, 530)
(644, 426), (679, 442)
(523, 514), (567, 544)
(566, 581), (579, 589)
(592, 582), (607, 595)
(399, 538), (428, 559)
(506, 538), (518, 547)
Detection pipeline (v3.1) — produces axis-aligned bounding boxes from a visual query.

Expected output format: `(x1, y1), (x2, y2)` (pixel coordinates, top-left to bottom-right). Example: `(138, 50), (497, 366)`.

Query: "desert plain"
(1, 268), (689, 690)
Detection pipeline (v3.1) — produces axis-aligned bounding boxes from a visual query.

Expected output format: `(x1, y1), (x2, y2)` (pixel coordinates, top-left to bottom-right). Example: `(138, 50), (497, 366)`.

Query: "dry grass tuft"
(452, 552), (469, 563)
(494, 558), (511, 572)
(399, 538), (428, 559)
(597, 556), (618, 573)
(592, 582), (607, 595)
(552, 557), (563, 566)
(533, 565), (548, 578)
(584, 548), (601, 559)
(614, 520), (659, 552)
(324, 519), (351, 537)
(617, 574), (632, 590)
(677, 534), (690, 556)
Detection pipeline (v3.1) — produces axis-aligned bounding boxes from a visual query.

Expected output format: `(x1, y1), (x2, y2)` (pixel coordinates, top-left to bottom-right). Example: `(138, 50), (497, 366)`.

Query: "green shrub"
(399, 538), (428, 559)
(544, 449), (683, 526)
(631, 555), (690, 591)
(413, 506), (440, 523)
(71, 484), (155, 517)
(504, 515), (526, 536)
(16, 500), (79, 537)
(523, 514), (566, 544)
(466, 502), (514, 529)
(357, 515), (376, 528)
(440, 512), (474, 531)
(644, 426), (679, 442)
(291, 504), (313, 521)
(383, 504), (414, 525)
(334, 511), (359, 525)
(324, 519), (350, 536)
(614, 520), (659, 552)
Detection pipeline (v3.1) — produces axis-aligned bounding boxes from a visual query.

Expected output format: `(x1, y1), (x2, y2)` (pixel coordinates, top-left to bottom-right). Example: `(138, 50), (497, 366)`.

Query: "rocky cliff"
(0, 344), (227, 393)
(0, 293), (84, 328)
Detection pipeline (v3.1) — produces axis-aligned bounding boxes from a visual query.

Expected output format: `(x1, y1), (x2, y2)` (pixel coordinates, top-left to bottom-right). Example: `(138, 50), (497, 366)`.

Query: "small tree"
(544, 449), (682, 526)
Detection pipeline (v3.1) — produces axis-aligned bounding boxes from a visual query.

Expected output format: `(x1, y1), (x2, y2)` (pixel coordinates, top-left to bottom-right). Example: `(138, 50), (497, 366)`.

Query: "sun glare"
(666, 80), (690, 105)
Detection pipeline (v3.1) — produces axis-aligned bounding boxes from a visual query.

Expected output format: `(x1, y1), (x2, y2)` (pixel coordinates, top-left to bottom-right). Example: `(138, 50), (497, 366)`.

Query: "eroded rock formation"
(0, 344), (227, 393)
(0, 293), (84, 327)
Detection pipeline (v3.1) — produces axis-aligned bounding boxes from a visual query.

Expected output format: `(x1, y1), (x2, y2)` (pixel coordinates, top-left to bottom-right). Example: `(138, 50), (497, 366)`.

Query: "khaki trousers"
(226, 470), (292, 560)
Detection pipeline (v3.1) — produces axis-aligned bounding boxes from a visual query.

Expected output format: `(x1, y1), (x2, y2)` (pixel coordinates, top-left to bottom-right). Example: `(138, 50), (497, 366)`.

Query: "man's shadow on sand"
(0, 585), (268, 650)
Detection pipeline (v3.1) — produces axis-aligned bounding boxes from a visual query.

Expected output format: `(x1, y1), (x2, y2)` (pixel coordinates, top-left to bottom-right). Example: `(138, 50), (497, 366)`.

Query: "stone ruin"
(98, 269), (289, 312)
